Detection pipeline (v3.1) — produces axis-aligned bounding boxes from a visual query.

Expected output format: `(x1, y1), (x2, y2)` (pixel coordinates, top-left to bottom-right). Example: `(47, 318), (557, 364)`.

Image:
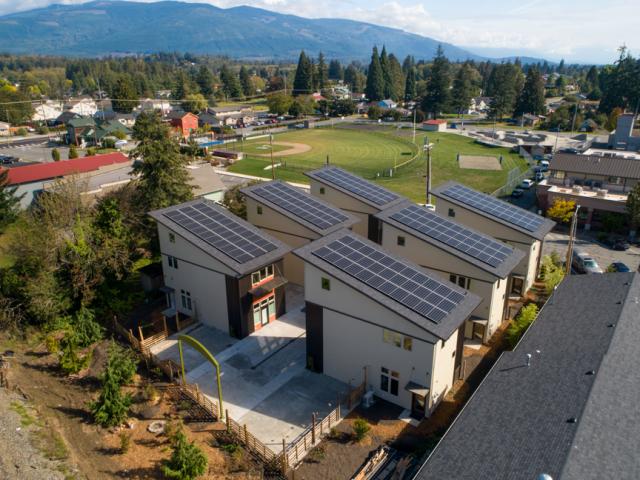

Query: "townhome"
(305, 166), (406, 242)
(432, 182), (555, 296)
(242, 180), (358, 284)
(294, 230), (481, 419)
(165, 111), (198, 138)
(149, 199), (291, 339)
(413, 272), (640, 480)
(375, 202), (525, 343)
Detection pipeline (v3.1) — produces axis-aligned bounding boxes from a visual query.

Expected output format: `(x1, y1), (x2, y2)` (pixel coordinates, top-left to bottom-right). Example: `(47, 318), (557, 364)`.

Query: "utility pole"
(423, 137), (433, 205)
(269, 131), (275, 180)
(570, 101), (579, 133)
(412, 107), (416, 145)
(565, 204), (580, 275)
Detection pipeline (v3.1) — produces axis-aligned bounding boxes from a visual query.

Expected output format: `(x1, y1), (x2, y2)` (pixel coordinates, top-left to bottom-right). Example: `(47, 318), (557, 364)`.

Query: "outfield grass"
(228, 125), (527, 203)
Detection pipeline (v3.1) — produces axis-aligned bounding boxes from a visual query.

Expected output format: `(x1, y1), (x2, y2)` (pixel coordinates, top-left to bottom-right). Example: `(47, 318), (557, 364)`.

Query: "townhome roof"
(294, 230), (481, 340)
(551, 152), (640, 179)
(304, 166), (406, 210)
(241, 180), (358, 235)
(414, 272), (640, 480)
(149, 199), (291, 277)
(376, 201), (525, 279)
(432, 181), (555, 241)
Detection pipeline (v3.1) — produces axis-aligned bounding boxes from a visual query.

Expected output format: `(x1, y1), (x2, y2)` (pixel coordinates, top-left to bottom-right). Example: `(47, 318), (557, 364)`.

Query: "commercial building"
(432, 182), (555, 295)
(413, 272), (640, 480)
(242, 180), (357, 284)
(294, 230), (481, 418)
(150, 199), (291, 338)
(376, 202), (525, 343)
(305, 166), (406, 242)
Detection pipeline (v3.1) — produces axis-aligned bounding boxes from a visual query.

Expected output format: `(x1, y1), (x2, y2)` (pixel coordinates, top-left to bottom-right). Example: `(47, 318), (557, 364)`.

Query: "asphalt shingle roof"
(413, 273), (640, 480)
(551, 152), (640, 179)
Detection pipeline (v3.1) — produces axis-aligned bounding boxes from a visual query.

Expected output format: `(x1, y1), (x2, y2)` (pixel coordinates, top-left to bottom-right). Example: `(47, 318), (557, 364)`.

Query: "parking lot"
(0, 141), (71, 163)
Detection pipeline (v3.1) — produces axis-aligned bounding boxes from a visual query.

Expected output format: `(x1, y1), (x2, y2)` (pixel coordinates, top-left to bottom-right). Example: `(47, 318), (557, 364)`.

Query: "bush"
(113, 130), (127, 140)
(37, 125), (50, 134)
(162, 428), (208, 480)
(68, 144), (78, 159)
(51, 148), (61, 162)
(73, 307), (103, 348)
(102, 138), (116, 149)
(119, 431), (131, 454)
(505, 303), (539, 348)
(16, 127), (28, 136)
(540, 254), (565, 295)
(45, 334), (60, 354)
(367, 105), (383, 120)
(85, 147), (97, 157)
(59, 332), (91, 375)
(352, 418), (370, 442)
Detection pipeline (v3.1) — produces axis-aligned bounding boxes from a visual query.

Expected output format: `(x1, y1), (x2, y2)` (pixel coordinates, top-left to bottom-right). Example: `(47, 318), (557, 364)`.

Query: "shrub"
(37, 125), (50, 134)
(59, 332), (91, 375)
(505, 303), (539, 349)
(85, 147), (97, 157)
(16, 127), (28, 136)
(540, 254), (565, 295)
(162, 429), (208, 480)
(51, 148), (61, 161)
(119, 431), (131, 454)
(352, 418), (370, 442)
(68, 144), (78, 159)
(45, 334), (60, 354)
(73, 307), (103, 348)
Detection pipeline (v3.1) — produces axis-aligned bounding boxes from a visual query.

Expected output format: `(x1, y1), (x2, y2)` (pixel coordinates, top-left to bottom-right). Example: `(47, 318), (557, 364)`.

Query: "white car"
(521, 179), (534, 189)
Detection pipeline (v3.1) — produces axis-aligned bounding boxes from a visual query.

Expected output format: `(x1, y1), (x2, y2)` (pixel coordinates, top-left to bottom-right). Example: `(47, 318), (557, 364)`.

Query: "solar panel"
(163, 202), (277, 264)
(313, 167), (400, 206)
(251, 182), (349, 230)
(440, 184), (544, 232)
(313, 235), (466, 324)
(390, 204), (514, 268)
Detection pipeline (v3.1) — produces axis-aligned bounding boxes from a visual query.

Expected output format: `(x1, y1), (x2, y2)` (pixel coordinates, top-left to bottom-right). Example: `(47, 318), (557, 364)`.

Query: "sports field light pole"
(423, 137), (434, 205)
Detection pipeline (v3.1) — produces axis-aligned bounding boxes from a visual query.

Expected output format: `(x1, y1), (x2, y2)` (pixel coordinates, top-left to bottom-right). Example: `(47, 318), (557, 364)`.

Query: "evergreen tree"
(162, 428), (208, 480)
(402, 55), (415, 74)
(239, 66), (254, 97)
(388, 54), (405, 101)
(196, 65), (214, 97)
(0, 168), (23, 231)
(173, 71), (190, 100)
(421, 45), (451, 118)
(380, 46), (394, 99)
(585, 65), (599, 91)
(404, 67), (417, 101)
(515, 67), (545, 116)
(344, 64), (360, 92)
(181, 93), (207, 114)
(219, 65), (243, 99)
(316, 53), (328, 90)
(131, 112), (193, 212)
(486, 63), (521, 120)
(328, 59), (343, 80)
(292, 51), (313, 96)
(111, 76), (137, 113)
(365, 47), (385, 101)
(450, 63), (476, 116)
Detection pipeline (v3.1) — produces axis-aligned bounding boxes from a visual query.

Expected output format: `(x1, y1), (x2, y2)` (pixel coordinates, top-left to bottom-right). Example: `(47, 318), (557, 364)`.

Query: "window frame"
(448, 208), (455, 217)
(321, 277), (331, 291)
(380, 367), (399, 396)
(168, 255), (178, 269)
(397, 235), (406, 246)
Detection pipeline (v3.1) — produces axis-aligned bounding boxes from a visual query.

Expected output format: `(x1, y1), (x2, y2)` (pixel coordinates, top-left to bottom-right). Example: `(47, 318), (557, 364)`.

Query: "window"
(449, 273), (470, 289)
(321, 277), (331, 291)
(169, 232), (175, 243)
(383, 329), (412, 351)
(168, 256), (178, 269)
(448, 208), (455, 218)
(251, 264), (274, 286)
(397, 236), (406, 246)
(319, 187), (325, 194)
(380, 367), (399, 396)
(257, 205), (263, 215)
(180, 289), (192, 310)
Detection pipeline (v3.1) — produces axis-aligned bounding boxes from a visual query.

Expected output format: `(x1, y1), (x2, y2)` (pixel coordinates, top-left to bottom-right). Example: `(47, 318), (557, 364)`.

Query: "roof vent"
(608, 323), (616, 328)
(526, 353), (532, 367)
(538, 475), (553, 480)
(567, 417), (578, 424)
(585, 370), (596, 375)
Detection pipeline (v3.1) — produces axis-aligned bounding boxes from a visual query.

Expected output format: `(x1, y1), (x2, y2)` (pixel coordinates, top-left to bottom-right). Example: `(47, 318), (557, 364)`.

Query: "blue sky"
(0, 0), (637, 63)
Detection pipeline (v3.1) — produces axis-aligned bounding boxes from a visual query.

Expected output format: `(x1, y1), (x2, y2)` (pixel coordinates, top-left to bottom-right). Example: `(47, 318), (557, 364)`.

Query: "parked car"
(539, 160), (550, 172)
(520, 179), (534, 189)
(572, 250), (603, 274)
(511, 188), (524, 198)
(604, 237), (630, 251)
(0, 155), (17, 164)
(534, 171), (544, 182)
(608, 262), (631, 273)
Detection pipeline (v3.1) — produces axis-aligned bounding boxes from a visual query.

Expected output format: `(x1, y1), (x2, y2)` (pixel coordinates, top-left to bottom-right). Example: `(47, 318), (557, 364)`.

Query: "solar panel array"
(390, 204), (514, 268)
(163, 202), (277, 264)
(313, 235), (466, 324)
(314, 167), (400, 206)
(440, 184), (545, 232)
(251, 182), (350, 230)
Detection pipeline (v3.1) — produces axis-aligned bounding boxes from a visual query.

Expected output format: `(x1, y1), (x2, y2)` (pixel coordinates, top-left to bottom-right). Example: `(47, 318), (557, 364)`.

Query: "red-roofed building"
(422, 119), (448, 132)
(166, 111), (198, 138)
(3, 152), (131, 208)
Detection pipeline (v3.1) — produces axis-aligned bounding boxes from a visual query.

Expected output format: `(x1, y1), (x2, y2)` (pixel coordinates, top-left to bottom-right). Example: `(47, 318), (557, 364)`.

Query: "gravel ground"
(0, 389), (66, 480)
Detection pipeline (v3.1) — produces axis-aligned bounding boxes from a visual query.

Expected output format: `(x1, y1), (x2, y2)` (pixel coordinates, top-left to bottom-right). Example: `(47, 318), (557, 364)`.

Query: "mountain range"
(0, 0), (547, 63)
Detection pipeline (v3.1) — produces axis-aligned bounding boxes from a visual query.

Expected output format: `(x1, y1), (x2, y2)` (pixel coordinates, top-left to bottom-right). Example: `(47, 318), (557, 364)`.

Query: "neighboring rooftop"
(149, 199), (290, 277)
(241, 180), (358, 235)
(376, 202), (525, 278)
(3, 152), (130, 185)
(432, 181), (555, 240)
(414, 273), (640, 480)
(294, 230), (481, 340)
(551, 152), (640, 179)
(187, 163), (226, 197)
(305, 166), (406, 209)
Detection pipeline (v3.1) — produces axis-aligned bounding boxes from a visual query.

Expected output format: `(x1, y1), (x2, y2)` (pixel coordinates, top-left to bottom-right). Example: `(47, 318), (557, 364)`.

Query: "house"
(378, 99), (397, 109)
(375, 202), (525, 344)
(0, 121), (9, 136)
(54, 111), (81, 126)
(31, 100), (63, 123)
(66, 116), (96, 145)
(413, 272), (640, 480)
(579, 119), (598, 132)
(149, 199), (291, 338)
(431, 182), (555, 296)
(209, 105), (254, 120)
(64, 97), (98, 117)
(139, 98), (173, 115)
(187, 163), (226, 202)
(518, 113), (542, 127)
(3, 152), (130, 208)
(94, 111), (137, 128)
(197, 111), (220, 129)
(465, 96), (491, 114)
(422, 119), (447, 132)
(311, 92), (326, 102)
(166, 111), (199, 138)
(305, 166), (407, 241)
(293, 230), (481, 418)
(242, 180), (358, 284)
(536, 153), (640, 231)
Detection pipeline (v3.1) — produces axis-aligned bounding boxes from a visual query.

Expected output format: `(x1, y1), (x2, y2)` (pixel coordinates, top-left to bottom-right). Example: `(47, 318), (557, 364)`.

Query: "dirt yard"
(253, 142), (312, 157)
(458, 154), (502, 170)
(0, 336), (266, 479)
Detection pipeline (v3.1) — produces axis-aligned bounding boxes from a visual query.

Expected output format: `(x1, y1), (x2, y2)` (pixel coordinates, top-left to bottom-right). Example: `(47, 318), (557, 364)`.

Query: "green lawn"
(228, 125), (528, 203)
